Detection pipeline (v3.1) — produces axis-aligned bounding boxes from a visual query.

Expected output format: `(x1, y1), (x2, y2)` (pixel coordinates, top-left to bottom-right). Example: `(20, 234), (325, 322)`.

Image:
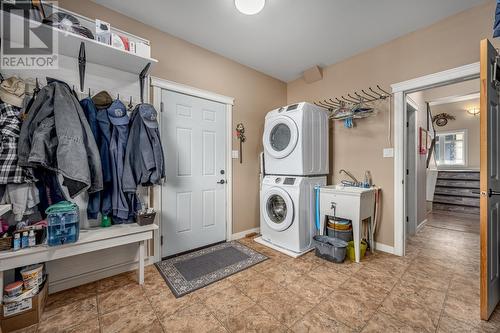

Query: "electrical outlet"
(383, 148), (394, 158)
(232, 150), (239, 159)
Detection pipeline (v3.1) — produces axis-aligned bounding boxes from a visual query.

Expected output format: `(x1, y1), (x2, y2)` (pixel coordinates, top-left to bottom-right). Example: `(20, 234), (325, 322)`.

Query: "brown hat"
(0, 77), (25, 108)
(92, 91), (113, 109)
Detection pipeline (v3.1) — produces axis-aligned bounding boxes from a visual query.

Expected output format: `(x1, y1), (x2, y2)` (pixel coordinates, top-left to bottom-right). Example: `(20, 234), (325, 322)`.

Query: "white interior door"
(161, 90), (227, 257)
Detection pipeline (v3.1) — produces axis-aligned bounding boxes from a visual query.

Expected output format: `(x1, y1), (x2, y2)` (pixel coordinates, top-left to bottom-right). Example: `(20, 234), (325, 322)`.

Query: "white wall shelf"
(2, 11), (158, 76)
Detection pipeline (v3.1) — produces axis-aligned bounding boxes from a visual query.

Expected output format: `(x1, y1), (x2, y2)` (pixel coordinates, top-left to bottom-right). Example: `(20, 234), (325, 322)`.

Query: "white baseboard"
(230, 227), (260, 241)
(417, 219), (428, 232)
(375, 242), (395, 255)
(48, 256), (155, 294)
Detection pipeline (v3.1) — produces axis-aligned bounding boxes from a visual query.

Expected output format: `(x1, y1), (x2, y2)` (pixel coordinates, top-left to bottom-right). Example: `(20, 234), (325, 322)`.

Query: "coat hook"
(128, 96), (133, 109)
(139, 62), (151, 103)
(328, 98), (340, 105)
(317, 101), (332, 109)
(34, 78), (40, 95)
(323, 99), (337, 107)
(78, 42), (86, 93)
(348, 93), (360, 102)
(342, 95), (357, 103)
(377, 85), (391, 96)
(361, 89), (377, 99)
(369, 87), (383, 98)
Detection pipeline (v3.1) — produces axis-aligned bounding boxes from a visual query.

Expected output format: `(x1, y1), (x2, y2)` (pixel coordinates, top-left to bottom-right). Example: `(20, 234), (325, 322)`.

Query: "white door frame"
(391, 62), (479, 256)
(150, 77), (234, 262)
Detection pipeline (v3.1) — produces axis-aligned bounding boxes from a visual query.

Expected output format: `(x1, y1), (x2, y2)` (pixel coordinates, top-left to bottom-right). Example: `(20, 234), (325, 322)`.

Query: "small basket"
(137, 211), (156, 226)
(0, 236), (12, 251)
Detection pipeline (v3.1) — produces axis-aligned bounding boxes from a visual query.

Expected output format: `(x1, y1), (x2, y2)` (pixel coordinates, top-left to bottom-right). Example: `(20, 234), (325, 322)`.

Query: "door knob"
(217, 180), (226, 184)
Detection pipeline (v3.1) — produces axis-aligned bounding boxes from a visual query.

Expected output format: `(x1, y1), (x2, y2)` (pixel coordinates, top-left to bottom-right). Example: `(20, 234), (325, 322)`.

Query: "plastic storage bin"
(46, 201), (80, 246)
(313, 235), (348, 263)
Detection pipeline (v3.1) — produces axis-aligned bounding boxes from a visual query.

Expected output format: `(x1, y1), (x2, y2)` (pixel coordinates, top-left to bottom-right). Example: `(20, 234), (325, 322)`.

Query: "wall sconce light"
(467, 107), (480, 116)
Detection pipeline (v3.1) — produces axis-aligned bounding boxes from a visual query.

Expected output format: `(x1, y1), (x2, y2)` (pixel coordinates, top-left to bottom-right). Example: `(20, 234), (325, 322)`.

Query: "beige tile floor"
(12, 212), (500, 333)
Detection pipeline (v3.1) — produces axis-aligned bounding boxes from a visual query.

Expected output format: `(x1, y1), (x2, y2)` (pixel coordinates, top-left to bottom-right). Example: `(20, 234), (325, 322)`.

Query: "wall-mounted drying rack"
(314, 85), (391, 110)
(313, 85), (391, 128)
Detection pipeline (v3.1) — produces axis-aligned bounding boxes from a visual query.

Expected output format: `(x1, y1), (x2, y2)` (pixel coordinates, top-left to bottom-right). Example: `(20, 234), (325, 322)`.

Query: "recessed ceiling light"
(235, 0), (265, 15)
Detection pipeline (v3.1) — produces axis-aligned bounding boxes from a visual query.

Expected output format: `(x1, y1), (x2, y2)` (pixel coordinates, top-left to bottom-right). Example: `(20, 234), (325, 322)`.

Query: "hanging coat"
(107, 99), (131, 221)
(122, 103), (165, 193)
(0, 102), (33, 184)
(18, 79), (103, 198)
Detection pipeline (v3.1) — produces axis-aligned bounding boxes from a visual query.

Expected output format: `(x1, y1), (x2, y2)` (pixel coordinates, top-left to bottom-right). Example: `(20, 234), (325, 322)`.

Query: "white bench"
(0, 223), (157, 299)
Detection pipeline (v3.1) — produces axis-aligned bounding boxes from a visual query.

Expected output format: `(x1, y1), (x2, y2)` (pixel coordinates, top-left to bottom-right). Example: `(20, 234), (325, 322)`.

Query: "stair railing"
(426, 102), (437, 168)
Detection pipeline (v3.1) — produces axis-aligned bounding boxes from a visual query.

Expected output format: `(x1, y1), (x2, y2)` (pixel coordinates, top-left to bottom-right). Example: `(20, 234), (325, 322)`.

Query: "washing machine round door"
(263, 187), (294, 231)
(263, 116), (299, 159)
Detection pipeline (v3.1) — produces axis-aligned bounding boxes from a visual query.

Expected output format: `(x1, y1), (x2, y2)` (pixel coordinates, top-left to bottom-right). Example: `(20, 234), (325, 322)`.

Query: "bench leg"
(0, 270), (3, 300)
(138, 240), (145, 285)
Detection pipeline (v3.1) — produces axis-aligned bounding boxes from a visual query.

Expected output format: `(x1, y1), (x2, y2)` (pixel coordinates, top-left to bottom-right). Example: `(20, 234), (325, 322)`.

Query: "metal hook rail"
(313, 85), (391, 110)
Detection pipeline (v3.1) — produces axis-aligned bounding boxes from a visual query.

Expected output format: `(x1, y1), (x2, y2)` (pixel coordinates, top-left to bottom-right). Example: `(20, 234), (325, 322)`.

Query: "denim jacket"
(18, 79), (103, 198)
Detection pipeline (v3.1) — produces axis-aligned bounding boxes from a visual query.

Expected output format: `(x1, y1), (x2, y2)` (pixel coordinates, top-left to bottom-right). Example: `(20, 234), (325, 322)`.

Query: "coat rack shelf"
(313, 85), (391, 110)
(1, 10), (158, 78)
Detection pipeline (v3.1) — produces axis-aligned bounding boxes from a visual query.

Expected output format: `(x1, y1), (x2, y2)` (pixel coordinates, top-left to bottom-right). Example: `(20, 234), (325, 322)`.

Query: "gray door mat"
(155, 241), (268, 298)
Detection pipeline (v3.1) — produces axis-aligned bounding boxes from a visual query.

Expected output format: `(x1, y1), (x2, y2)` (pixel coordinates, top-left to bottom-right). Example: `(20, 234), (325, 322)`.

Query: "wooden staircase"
(432, 171), (480, 215)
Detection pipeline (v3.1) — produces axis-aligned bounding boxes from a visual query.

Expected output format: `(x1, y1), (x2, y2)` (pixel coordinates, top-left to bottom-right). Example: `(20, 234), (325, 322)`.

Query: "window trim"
(434, 129), (468, 169)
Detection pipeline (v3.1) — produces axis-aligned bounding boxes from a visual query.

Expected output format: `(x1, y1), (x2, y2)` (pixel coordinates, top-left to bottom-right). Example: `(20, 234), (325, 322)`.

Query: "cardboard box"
(135, 42), (151, 58)
(96, 19), (112, 45)
(0, 281), (48, 333)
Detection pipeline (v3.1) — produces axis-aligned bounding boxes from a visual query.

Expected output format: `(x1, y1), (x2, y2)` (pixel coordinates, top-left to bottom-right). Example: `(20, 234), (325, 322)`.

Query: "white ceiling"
(93, 0), (488, 82)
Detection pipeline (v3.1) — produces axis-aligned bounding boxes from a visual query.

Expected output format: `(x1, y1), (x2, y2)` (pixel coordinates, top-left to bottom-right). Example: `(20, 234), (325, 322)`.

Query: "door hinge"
(406, 169), (409, 175)
(160, 101), (164, 113)
(406, 122), (409, 128)
(406, 216), (409, 222)
(160, 235), (164, 246)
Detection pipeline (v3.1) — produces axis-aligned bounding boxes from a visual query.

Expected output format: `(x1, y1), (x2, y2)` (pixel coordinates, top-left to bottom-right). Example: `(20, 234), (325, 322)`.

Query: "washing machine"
(259, 175), (327, 255)
(263, 102), (329, 176)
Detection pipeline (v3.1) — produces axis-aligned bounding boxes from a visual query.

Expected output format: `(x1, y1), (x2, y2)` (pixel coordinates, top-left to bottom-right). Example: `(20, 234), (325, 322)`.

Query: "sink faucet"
(339, 169), (359, 183)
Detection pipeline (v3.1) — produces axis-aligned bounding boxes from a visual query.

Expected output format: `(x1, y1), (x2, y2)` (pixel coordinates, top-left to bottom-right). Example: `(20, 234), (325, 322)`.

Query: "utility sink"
(318, 185), (377, 263)
(326, 184), (375, 195)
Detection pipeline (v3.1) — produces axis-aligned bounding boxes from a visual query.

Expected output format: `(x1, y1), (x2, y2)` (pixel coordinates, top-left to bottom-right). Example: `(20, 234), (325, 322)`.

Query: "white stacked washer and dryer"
(257, 102), (329, 257)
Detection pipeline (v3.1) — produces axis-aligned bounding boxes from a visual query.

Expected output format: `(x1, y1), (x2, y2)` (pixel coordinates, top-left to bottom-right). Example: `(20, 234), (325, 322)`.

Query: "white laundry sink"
(318, 185), (377, 263)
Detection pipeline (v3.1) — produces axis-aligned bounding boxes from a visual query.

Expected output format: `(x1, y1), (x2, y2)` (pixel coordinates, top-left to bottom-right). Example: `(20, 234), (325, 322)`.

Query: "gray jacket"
(18, 79), (103, 198)
(123, 104), (165, 193)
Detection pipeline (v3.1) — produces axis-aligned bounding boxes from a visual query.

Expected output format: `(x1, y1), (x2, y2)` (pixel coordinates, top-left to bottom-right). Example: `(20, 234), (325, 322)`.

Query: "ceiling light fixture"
(466, 107), (480, 116)
(235, 0), (265, 15)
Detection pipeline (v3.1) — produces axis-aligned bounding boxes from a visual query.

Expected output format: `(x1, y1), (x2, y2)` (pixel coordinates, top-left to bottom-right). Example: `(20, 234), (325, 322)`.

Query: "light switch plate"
(383, 148), (394, 158)
(232, 150), (239, 159)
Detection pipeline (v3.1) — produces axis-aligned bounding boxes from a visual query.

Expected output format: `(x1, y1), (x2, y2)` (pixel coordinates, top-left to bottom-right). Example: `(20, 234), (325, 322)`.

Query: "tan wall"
(287, 1), (496, 247)
(58, 0), (287, 234)
(431, 99), (481, 169)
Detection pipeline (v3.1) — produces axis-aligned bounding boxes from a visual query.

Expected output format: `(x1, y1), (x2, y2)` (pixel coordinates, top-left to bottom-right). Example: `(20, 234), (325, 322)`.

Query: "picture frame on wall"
(419, 127), (428, 155)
